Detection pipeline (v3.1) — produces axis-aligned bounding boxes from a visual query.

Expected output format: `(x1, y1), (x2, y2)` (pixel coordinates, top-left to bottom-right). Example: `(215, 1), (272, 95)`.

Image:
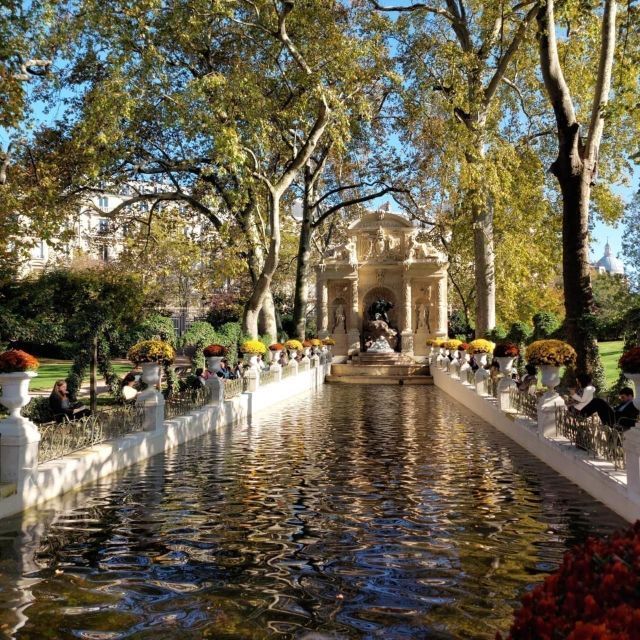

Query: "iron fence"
(38, 403), (145, 464)
(224, 378), (245, 399)
(555, 406), (625, 469)
(165, 386), (211, 420)
(260, 370), (280, 387)
(282, 365), (297, 379)
(509, 388), (538, 421)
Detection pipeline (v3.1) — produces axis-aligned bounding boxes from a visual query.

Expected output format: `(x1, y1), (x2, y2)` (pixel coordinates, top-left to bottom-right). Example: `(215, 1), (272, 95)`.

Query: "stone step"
(331, 364), (430, 377)
(326, 375), (433, 385)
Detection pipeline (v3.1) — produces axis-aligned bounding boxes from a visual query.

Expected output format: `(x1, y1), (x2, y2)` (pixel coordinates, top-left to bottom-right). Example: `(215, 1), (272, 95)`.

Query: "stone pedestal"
(136, 390), (165, 432)
(475, 367), (490, 395)
(537, 392), (565, 438)
(347, 329), (360, 356)
(450, 358), (461, 380)
(205, 375), (224, 405)
(0, 418), (40, 486)
(624, 428), (640, 499)
(401, 330), (413, 355)
(244, 368), (259, 392)
(497, 377), (517, 412)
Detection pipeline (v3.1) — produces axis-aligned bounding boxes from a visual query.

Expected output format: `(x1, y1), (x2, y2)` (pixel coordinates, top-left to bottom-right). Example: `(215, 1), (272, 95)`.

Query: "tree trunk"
(90, 333), (98, 414)
(243, 190), (281, 338)
(258, 288), (278, 340)
(466, 133), (496, 336)
(293, 169), (315, 340)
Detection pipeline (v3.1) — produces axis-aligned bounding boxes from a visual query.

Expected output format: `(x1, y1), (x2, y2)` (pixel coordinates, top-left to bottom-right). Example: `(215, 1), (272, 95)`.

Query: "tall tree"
(536, 0), (617, 378)
(372, 0), (540, 335)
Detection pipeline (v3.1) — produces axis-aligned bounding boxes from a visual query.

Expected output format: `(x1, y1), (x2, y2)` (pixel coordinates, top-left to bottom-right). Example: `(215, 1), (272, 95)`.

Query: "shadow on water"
(0, 386), (627, 639)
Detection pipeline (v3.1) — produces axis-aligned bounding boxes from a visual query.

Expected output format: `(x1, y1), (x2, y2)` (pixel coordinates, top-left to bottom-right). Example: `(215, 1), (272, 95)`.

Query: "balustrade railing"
(487, 377), (498, 398)
(465, 367), (475, 386)
(555, 407), (625, 469)
(38, 403), (145, 464)
(281, 365), (297, 379)
(509, 389), (538, 421)
(165, 386), (211, 420)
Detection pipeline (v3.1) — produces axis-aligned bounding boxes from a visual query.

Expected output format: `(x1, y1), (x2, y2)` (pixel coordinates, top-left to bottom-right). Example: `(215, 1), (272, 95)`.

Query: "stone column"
(317, 277), (329, 339)
(401, 275), (413, 354)
(205, 375), (224, 405)
(437, 272), (448, 336)
(347, 278), (360, 355)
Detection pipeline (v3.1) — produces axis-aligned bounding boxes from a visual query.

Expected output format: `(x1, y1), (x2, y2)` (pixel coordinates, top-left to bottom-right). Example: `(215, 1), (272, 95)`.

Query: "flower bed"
(458, 342), (469, 351)
(127, 340), (175, 365)
(619, 347), (640, 374)
(501, 522), (640, 639)
(302, 340), (313, 348)
(426, 338), (444, 347)
(444, 339), (463, 351)
(269, 343), (284, 351)
(310, 338), (322, 347)
(468, 339), (495, 354)
(322, 337), (336, 346)
(203, 344), (227, 357)
(525, 339), (576, 367)
(240, 340), (267, 355)
(284, 339), (303, 351)
(494, 342), (520, 358)
(0, 349), (39, 373)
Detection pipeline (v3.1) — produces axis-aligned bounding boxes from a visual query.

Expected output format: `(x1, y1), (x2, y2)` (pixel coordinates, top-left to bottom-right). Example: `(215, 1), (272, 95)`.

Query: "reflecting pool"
(0, 385), (626, 639)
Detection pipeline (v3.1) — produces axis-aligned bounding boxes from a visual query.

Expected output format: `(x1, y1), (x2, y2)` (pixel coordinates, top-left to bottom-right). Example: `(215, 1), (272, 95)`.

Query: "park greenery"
(0, 0), (639, 385)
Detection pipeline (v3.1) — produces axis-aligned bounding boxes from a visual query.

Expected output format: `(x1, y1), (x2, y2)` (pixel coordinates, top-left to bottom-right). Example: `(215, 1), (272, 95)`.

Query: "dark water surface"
(0, 385), (626, 639)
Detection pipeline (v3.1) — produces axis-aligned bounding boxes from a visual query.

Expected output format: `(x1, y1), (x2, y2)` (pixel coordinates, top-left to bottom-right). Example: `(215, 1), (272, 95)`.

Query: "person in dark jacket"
(49, 380), (90, 423)
(579, 387), (639, 430)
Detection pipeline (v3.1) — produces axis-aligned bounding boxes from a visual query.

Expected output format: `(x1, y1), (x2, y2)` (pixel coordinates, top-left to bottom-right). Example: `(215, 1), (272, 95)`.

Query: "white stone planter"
(474, 353), (488, 368)
(288, 349), (299, 361)
(0, 371), (37, 421)
(243, 354), (261, 370)
(494, 356), (514, 375)
(540, 365), (561, 391)
(205, 356), (224, 374)
(137, 362), (162, 403)
(269, 349), (282, 363)
(623, 372), (640, 411)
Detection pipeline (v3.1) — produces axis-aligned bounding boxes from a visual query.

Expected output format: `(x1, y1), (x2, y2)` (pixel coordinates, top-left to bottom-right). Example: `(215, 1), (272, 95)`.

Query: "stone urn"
(494, 357), (514, 375)
(474, 353), (489, 368)
(137, 362), (162, 401)
(0, 371), (37, 421)
(540, 365), (561, 391)
(288, 349), (299, 362)
(450, 357), (461, 380)
(243, 354), (261, 370)
(623, 373), (640, 411)
(206, 356), (224, 374)
(474, 365), (490, 395)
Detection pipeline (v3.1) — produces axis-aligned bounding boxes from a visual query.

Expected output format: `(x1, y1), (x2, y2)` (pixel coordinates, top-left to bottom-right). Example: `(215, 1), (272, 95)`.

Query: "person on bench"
(578, 387), (639, 430)
(49, 379), (91, 423)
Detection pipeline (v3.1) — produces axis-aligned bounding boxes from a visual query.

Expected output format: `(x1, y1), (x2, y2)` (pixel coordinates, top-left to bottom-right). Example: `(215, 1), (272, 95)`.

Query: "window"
(98, 196), (109, 210)
(98, 218), (110, 233)
(38, 241), (46, 260)
(99, 244), (109, 262)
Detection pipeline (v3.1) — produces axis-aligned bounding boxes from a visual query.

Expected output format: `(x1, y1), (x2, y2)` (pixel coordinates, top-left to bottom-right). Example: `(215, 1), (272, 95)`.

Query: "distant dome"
(595, 242), (625, 275)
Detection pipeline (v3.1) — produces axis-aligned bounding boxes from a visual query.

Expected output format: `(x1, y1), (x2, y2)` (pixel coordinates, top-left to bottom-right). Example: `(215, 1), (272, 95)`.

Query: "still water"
(0, 385), (626, 639)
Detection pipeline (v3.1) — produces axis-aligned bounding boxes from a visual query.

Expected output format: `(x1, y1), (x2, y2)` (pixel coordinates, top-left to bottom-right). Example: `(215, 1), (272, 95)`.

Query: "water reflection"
(0, 386), (626, 639)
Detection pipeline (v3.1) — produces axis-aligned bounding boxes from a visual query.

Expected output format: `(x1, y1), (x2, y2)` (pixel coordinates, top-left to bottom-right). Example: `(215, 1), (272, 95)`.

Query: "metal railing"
(223, 378), (245, 399)
(260, 370), (280, 387)
(555, 407), (625, 469)
(38, 403), (145, 464)
(281, 365), (298, 379)
(165, 386), (211, 420)
(509, 388), (538, 421)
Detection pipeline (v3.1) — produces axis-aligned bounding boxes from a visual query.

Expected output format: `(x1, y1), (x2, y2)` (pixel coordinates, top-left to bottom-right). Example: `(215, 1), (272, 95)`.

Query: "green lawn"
(31, 359), (132, 391)
(599, 340), (624, 389)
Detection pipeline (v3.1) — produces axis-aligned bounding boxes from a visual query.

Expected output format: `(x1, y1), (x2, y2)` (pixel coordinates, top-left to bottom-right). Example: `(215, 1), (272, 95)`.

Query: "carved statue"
(333, 303), (346, 332)
(416, 302), (431, 333)
(325, 237), (357, 266)
(406, 231), (431, 261)
(368, 298), (394, 324)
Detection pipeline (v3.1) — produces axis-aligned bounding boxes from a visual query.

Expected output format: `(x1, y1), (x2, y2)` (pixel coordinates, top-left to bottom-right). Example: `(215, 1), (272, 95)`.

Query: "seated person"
(217, 359), (235, 379)
(121, 373), (139, 402)
(579, 387), (639, 430)
(568, 373), (596, 411)
(49, 379), (91, 423)
(192, 368), (207, 388)
(518, 364), (538, 394)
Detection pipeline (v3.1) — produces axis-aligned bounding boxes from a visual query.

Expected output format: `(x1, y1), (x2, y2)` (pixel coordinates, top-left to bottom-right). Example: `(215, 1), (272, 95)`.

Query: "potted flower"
(127, 339), (175, 397)
(0, 349), (39, 422)
(240, 340), (267, 370)
(301, 339), (313, 360)
(493, 342), (520, 374)
(525, 339), (576, 391)
(321, 336), (335, 359)
(268, 342), (284, 363)
(284, 339), (303, 362)
(620, 347), (640, 410)
(203, 344), (227, 374)
(468, 338), (495, 367)
(500, 522), (640, 639)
